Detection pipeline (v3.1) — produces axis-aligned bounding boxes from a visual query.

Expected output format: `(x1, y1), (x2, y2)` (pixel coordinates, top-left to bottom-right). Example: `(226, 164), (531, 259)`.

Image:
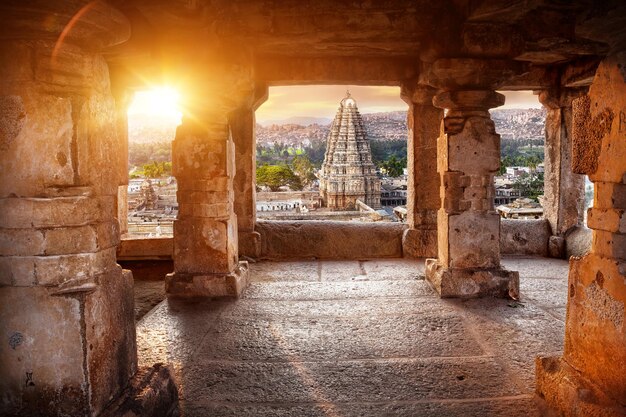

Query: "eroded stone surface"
(137, 256), (568, 416)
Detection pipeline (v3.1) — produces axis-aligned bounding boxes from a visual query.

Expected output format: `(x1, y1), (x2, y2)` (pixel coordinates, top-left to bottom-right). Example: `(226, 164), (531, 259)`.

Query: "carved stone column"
(539, 88), (587, 256)
(0, 3), (138, 415)
(425, 90), (519, 298)
(166, 109), (248, 297)
(230, 85), (268, 258)
(536, 53), (626, 417)
(400, 84), (441, 258)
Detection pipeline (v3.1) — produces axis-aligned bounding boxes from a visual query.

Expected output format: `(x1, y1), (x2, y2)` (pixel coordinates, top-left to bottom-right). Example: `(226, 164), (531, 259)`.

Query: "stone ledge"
(99, 363), (179, 417)
(165, 261), (249, 298)
(402, 228), (437, 258)
(425, 258), (519, 299)
(536, 356), (626, 417)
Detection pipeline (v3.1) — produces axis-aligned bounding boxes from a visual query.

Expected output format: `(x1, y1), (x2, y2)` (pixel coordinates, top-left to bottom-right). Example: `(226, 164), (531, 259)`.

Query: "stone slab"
(242, 280), (434, 301)
(180, 356), (521, 404)
(249, 261), (319, 282)
(501, 257), (569, 279)
(194, 313), (484, 361)
(182, 397), (541, 417)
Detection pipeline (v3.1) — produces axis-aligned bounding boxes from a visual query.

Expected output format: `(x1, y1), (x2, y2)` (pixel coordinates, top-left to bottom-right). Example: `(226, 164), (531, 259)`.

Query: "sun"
(127, 87), (183, 124)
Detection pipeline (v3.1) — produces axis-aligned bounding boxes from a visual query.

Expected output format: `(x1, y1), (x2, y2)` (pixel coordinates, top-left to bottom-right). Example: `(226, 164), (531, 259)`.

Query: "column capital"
(433, 90), (505, 110)
(537, 87), (588, 109)
(400, 83), (437, 106)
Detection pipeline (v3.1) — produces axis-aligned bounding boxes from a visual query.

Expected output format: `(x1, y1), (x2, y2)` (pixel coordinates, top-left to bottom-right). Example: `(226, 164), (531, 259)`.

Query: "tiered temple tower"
(319, 92), (381, 210)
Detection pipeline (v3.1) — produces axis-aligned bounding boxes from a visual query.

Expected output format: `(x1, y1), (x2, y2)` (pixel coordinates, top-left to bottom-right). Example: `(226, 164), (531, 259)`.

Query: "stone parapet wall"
(116, 221), (553, 261)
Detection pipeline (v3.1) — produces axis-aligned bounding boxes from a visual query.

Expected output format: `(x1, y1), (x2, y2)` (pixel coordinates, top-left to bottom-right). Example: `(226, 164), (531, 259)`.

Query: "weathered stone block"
(402, 227), (437, 258)
(166, 261), (249, 298)
(548, 235), (566, 259)
(44, 225), (98, 255)
(447, 211), (501, 269)
(536, 356), (625, 417)
(425, 258), (519, 299)
(0, 91), (75, 198)
(592, 230), (626, 260)
(447, 118), (500, 173)
(0, 286), (86, 416)
(0, 256), (36, 286)
(565, 254), (626, 402)
(0, 195), (115, 229)
(587, 208), (625, 233)
(0, 228), (45, 256)
(173, 217), (237, 274)
(238, 230), (261, 258)
(35, 248), (117, 286)
(172, 136), (228, 179)
(500, 219), (550, 256)
(85, 268), (137, 415)
(594, 182), (626, 210)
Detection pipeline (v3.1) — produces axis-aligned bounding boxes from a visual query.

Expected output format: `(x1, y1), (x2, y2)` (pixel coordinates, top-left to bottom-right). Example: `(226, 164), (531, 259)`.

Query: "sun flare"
(127, 87), (183, 124)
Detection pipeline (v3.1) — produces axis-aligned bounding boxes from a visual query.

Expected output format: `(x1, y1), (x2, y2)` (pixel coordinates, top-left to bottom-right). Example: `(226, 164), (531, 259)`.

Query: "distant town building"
(319, 92), (381, 210)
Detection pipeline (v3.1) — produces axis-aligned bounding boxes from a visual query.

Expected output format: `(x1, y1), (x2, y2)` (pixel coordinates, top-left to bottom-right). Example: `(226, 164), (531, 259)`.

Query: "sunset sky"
(127, 85), (542, 124)
(255, 86), (542, 123)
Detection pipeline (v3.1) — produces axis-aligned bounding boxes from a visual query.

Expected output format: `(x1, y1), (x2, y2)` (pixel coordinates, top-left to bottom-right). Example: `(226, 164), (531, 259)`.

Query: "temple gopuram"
(320, 93), (381, 210)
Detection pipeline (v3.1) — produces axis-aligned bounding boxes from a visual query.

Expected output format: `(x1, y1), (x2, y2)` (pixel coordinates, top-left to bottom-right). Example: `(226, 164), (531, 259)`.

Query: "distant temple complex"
(319, 93), (381, 210)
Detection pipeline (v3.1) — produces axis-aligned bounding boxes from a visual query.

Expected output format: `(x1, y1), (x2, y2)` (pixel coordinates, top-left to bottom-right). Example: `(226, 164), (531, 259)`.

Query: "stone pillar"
(0, 3), (138, 416)
(425, 90), (519, 298)
(536, 54), (626, 417)
(114, 90), (133, 237)
(539, 88), (587, 257)
(230, 85), (268, 258)
(400, 84), (441, 258)
(166, 109), (249, 297)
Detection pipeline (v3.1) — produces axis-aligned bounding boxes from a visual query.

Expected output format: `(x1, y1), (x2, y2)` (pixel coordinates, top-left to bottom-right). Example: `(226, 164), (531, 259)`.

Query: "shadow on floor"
(119, 260), (172, 322)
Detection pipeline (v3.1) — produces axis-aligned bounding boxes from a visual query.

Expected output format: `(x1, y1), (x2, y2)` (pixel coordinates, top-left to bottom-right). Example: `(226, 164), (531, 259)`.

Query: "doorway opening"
(254, 85), (409, 223)
(125, 87), (182, 238)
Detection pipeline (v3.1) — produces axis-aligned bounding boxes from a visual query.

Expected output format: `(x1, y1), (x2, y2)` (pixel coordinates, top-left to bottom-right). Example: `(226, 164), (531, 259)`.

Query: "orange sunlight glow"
(128, 87), (183, 125)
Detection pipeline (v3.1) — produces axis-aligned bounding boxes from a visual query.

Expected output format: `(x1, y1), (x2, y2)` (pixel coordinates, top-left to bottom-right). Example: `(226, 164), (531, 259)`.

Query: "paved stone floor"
(136, 256), (569, 417)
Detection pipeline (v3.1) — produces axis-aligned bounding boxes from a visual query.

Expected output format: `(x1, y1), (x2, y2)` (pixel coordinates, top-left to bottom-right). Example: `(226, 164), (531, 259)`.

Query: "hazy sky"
(256, 85), (542, 122)
(127, 85), (542, 123)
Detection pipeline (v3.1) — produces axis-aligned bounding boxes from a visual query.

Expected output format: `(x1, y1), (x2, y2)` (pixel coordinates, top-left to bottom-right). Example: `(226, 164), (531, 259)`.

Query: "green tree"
(380, 155), (406, 177)
(513, 171), (544, 201)
(256, 164), (302, 191)
(291, 155), (317, 187)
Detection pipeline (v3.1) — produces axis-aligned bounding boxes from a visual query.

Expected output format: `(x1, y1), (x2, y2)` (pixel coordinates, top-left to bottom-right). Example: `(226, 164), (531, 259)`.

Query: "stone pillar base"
(165, 261), (249, 298)
(238, 230), (261, 258)
(536, 356), (625, 417)
(425, 258), (519, 298)
(402, 228), (437, 258)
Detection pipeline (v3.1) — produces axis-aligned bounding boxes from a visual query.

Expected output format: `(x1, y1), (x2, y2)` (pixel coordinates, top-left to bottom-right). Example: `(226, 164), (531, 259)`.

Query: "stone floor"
(136, 256), (569, 417)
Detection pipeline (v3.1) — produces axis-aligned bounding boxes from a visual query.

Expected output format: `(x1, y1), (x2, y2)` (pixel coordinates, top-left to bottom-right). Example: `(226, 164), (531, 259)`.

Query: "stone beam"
(255, 55), (418, 86)
(400, 84), (441, 258)
(425, 90), (519, 298)
(536, 52), (626, 417)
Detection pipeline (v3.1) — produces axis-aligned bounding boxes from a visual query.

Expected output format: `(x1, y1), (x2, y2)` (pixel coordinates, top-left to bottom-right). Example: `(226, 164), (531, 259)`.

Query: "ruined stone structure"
(320, 93), (381, 210)
(0, 1), (625, 416)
